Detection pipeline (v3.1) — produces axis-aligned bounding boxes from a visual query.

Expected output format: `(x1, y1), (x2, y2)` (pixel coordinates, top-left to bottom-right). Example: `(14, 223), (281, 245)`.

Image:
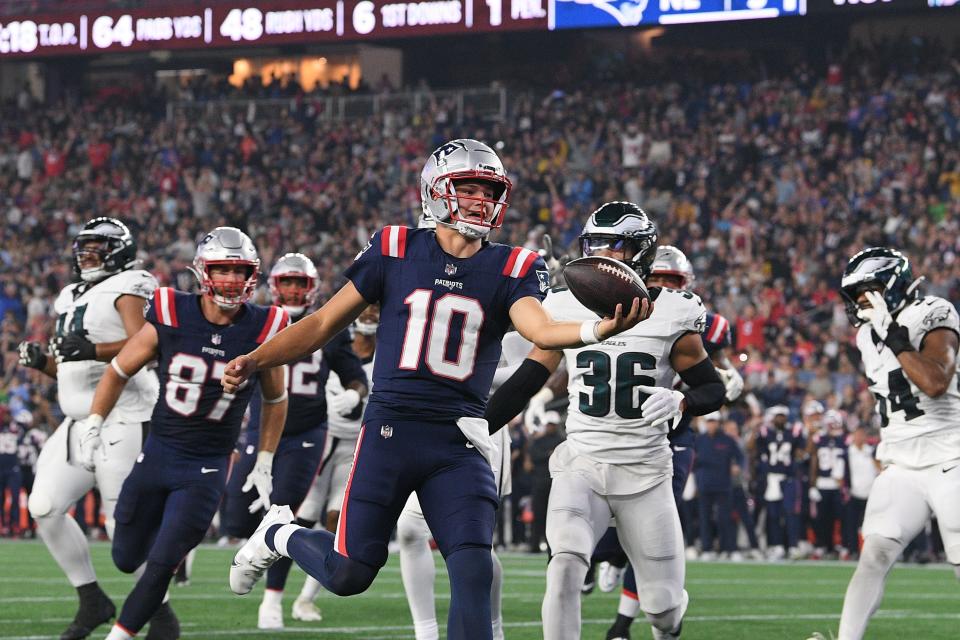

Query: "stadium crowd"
(1, 37), (959, 561)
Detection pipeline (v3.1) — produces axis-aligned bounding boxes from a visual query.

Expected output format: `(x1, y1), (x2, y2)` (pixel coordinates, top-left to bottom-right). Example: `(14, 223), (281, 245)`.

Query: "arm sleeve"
(678, 357), (725, 416)
(342, 232), (385, 304)
(484, 358), (552, 435)
(324, 330), (368, 390)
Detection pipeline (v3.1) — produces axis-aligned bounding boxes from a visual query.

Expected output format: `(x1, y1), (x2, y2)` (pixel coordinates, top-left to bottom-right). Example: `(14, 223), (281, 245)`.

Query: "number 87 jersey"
(544, 286), (706, 466)
(146, 287), (290, 457)
(344, 226), (548, 423)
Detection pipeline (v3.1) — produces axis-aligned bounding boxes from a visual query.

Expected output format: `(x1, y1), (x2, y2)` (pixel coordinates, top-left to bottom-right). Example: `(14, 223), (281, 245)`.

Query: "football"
(562, 256), (650, 318)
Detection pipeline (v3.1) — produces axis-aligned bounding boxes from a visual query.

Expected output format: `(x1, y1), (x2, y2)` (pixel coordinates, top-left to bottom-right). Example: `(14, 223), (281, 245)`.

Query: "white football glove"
(76, 414), (104, 472)
(328, 388), (361, 417)
(243, 451), (274, 513)
(637, 386), (685, 428)
(808, 487), (822, 503)
(523, 387), (554, 436)
(717, 367), (744, 402)
(857, 290), (893, 340)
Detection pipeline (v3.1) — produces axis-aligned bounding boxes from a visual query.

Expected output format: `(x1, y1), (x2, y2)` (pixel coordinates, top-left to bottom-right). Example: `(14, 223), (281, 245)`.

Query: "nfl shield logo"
(445, 263), (457, 276)
(211, 334), (222, 345)
(380, 425), (393, 439)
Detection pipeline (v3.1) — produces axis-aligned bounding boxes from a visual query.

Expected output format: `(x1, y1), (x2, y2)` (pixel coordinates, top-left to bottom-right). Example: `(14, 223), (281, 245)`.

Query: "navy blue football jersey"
(756, 424), (806, 477)
(0, 421), (23, 469)
(146, 287), (290, 457)
(813, 432), (849, 486)
(246, 326), (367, 439)
(344, 226), (548, 421)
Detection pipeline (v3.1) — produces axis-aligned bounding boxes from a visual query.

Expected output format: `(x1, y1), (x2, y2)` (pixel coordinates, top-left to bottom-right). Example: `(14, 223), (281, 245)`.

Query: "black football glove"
(51, 333), (97, 363)
(18, 341), (48, 370)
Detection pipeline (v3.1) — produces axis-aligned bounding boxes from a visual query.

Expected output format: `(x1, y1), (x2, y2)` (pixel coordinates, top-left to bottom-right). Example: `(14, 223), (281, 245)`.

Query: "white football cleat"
(258, 599), (284, 629)
(598, 561), (625, 593)
(650, 589), (688, 640)
(230, 504), (294, 595)
(291, 597), (323, 622)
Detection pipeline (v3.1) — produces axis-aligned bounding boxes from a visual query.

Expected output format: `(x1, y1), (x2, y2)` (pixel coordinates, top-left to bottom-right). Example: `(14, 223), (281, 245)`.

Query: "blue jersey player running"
(77, 227), (291, 640)
(225, 138), (649, 640)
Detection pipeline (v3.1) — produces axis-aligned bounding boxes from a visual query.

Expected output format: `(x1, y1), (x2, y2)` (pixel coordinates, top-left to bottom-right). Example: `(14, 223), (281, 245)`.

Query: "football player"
(289, 303), (379, 623)
(225, 139), (647, 640)
(18, 218), (160, 640)
(831, 248), (960, 640)
(600, 245), (745, 640)
(749, 405), (806, 560)
(485, 203), (727, 640)
(78, 227), (290, 640)
(808, 409), (850, 559)
(245, 253), (368, 629)
(0, 405), (23, 536)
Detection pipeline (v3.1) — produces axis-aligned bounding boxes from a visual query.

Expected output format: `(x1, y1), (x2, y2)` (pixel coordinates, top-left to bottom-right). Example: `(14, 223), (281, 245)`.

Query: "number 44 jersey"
(543, 286), (706, 467)
(145, 288), (290, 457)
(858, 295), (960, 468)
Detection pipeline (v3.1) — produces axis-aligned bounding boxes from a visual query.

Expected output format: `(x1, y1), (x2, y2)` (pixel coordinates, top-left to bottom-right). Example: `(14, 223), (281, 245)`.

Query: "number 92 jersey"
(53, 269), (159, 421)
(544, 286), (706, 467)
(858, 295), (960, 468)
(145, 287), (290, 457)
(344, 226), (548, 423)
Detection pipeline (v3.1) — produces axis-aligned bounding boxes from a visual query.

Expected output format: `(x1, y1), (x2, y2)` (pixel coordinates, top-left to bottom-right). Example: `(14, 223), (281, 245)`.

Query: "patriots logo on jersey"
(536, 270), (550, 293)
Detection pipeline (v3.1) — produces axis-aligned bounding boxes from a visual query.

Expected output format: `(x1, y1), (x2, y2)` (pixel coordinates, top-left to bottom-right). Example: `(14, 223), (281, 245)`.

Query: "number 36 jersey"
(145, 288), (290, 457)
(53, 269), (159, 421)
(544, 286), (706, 466)
(857, 295), (960, 468)
(344, 226), (547, 423)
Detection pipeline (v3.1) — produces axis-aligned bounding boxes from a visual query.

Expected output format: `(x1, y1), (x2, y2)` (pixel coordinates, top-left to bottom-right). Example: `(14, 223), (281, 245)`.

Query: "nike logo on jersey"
(465, 442), (475, 449)
(943, 465), (958, 474)
(107, 440), (121, 446)
(302, 442), (316, 448)
(201, 467), (219, 474)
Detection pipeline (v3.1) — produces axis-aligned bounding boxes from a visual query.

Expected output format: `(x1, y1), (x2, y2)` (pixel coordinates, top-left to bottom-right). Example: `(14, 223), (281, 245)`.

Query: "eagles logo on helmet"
(840, 247), (922, 326)
(190, 227), (260, 309)
(72, 217), (138, 283)
(269, 253), (320, 316)
(579, 201), (659, 277)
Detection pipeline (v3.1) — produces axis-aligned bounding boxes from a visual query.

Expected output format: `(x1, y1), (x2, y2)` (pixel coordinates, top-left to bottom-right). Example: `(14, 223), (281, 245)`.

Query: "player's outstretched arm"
(508, 295), (650, 351)
(243, 364), (289, 512)
(894, 328), (958, 398)
(484, 346), (563, 435)
(222, 282), (369, 393)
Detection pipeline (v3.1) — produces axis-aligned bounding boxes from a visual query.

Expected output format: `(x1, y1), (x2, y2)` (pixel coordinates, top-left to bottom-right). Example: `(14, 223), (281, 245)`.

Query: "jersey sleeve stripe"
(707, 315), (728, 344)
(380, 226), (408, 259)
(334, 424), (366, 557)
(502, 247), (521, 276)
(256, 306), (286, 344)
(516, 249), (538, 277)
(503, 247), (537, 278)
(154, 287), (177, 327)
(165, 288), (178, 327)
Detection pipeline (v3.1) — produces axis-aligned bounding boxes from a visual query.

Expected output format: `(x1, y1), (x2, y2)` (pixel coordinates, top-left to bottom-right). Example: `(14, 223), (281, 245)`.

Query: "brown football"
(562, 256), (650, 318)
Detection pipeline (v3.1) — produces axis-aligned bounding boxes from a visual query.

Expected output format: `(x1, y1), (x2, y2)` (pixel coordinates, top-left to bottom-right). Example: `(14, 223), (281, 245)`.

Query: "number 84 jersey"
(858, 295), (960, 468)
(544, 286), (706, 466)
(146, 288), (290, 458)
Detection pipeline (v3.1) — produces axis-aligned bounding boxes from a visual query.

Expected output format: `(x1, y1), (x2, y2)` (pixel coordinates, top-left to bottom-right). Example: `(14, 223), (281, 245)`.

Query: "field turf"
(1, 540), (957, 639)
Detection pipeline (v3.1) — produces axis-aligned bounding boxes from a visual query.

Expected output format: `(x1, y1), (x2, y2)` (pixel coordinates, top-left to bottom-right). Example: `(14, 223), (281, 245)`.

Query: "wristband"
(580, 320), (601, 345)
(262, 391), (288, 405)
(110, 357), (130, 380)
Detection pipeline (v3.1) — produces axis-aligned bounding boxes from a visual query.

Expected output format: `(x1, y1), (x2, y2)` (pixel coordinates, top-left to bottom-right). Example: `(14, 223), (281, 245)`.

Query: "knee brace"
(27, 491), (54, 519)
(326, 556), (378, 596)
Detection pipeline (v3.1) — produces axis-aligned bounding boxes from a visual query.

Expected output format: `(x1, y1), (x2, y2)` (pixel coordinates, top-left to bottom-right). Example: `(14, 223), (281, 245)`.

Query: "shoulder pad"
(150, 287), (180, 327)
(502, 246), (539, 278)
(380, 226), (409, 258)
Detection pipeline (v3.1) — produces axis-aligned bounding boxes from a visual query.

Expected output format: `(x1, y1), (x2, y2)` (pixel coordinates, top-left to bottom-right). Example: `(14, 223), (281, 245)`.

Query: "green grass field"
(1, 540), (958, 639)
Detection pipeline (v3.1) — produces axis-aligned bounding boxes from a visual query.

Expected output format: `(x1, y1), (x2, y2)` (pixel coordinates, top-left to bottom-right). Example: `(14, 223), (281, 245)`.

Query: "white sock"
(272, 524), (302, 557)
(838, 536), (902, 640)
(105, 623), (134, 640)
(184, 547), (196, 577)
(542, 553), (588, 640)
(262, 588), (283, 607)
(618, 591), (641, 618)
(491, 550), (504, 640)
(35, 514), (96, 587)
(298, 576), (322, 603)
(413, 619), (440, 640)
(398, 513), (437, 640)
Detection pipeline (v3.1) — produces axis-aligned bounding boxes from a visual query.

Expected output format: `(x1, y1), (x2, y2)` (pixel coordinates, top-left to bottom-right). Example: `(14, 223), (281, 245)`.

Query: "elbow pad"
(484, 359), (552, 435)
(679, 358), (725, 416)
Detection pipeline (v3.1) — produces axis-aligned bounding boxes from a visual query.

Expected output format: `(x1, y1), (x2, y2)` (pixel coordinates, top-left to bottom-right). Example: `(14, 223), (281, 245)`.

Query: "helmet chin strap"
(439, 217), (489, 239)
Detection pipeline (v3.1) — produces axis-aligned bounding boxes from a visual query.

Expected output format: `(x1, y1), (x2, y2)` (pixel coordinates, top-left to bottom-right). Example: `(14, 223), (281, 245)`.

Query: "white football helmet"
(420, 139), (512, 239)
(648, 245), (695, 289)
(269, 253), (320, 316)
(190, 227), (260, 309)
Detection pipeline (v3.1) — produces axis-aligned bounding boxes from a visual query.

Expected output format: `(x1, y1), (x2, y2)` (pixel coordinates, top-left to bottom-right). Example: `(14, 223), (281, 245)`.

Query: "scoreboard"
(0, 0), (953, 58)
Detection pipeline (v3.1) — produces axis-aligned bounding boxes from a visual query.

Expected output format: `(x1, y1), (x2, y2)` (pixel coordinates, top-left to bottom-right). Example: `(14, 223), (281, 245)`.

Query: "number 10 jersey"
(543, 286), (706, 466)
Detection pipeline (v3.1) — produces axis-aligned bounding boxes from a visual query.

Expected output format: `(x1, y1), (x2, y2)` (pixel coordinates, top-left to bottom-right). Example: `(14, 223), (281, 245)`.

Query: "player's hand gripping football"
(222, 354), (258, 393)
(76, 414), (104, 472)
(596, 297), (652, 341)
(243, 451), (274, 513)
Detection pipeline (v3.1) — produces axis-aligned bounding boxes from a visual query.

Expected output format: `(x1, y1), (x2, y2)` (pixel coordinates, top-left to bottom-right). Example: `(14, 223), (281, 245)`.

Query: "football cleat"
(292, 597), (323, 622)
(650, 590), (688, 640)
(258, 599), (284, 630)
(60, 584), (116, 640)
(598, 561), (626, 593)
(229, 505), (294, 595)
(144, 602), (180, 640)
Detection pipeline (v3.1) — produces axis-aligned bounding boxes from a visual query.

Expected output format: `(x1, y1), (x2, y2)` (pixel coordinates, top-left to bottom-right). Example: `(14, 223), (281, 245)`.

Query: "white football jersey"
(544, 286), (706, 466)
(857, 295), (960, 468)
(325, 358), (375, 439)
(53, 269), (159, 421)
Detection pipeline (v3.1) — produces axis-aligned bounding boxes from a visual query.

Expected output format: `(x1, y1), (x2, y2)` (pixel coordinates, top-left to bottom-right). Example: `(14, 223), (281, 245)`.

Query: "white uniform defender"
(542, 285), (704, 640)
